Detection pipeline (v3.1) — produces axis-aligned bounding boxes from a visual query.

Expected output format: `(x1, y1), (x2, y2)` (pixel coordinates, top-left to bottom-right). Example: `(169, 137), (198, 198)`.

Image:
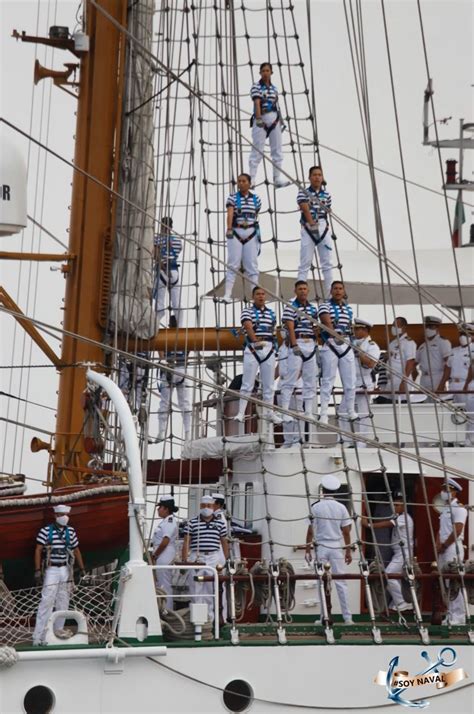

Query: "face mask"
(200, 508), (213, 518)
(56, 515), (69, 526)
(425, 328), (437, 338)
(391, 326), (402, 337)
(353, 337), (364, 346)
(440, 491), (450, 502)
(459, 335), (468, 346)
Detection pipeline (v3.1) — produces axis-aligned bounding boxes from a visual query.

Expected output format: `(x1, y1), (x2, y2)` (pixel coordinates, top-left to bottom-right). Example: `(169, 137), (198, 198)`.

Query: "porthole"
(223, 679), (253, 712)
(24, 685), (55, 714)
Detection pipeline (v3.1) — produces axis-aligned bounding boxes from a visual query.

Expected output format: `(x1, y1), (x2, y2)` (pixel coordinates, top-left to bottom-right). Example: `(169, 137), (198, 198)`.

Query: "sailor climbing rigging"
(153, 216), (183, 327)
(248, 62), (289, 189)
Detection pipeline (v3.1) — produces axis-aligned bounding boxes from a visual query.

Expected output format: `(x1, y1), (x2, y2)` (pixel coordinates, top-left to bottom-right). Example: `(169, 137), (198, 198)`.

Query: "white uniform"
(310, 497), (352, 621)
(157, 366), (192, 438)
(279, 300), (319, 417)
(318, 301), (356, 418)
(185, 515), (227, 623)
(153, 232), (183, 327)
(237, 304), (277, 420)
(152, 515), (178, 610)
(416, 334), (452, 397)
(448, 344), (474, 445)
(384, 512), (414, 609)
(438, 499), (468, 623)
(344, 336), (380, 443)
(224, 191), (262, 299)
(388, 333), (416, 394)
(248, 80), (283, 184)
(296, 185), (333, 298)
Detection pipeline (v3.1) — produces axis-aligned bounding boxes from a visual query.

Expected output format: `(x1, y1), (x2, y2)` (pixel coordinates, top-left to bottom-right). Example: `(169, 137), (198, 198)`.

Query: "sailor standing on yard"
(153, 216), (183, 327)
(152, 495), (179, 611)
(296, 166), (333, 298)
(279, 280), (319, 423)
(436, 479), (468, 625)
(182, 496), (229, 624)
(234, 287), (281, 424)
(32, 504), (85, 646)
(155, 351), (192, 443)
(222, 174), (262, 304)
(318, 281), (356, 425)
(248, 62), (289, 189)
(305, 475), (353, 624)
(415, 316), (452, 399)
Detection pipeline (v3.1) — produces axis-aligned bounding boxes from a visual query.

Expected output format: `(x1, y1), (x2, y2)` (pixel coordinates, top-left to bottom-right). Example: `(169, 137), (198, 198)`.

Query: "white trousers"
(385, 549), (408, 608)
(155, 551), (176, 610)
(189, 550), (221, 623)
(420, 370), (445, 400)
(452, 382), (474, 443)
(278, 389), (304, 443)
(439, 542), (466, 622)
(225, 231), (259, 298)
(279, 340), (318, 412)
(297, 223), (333, 298)
(320, 343), (356, 414)
(238, 344), (276, 415)
(33, 565), (71, 644)
(154, 269), (182, 326)
(316, 543), (351, 620)
(158, 381), (192, 433)
(248, 112), (283, 183)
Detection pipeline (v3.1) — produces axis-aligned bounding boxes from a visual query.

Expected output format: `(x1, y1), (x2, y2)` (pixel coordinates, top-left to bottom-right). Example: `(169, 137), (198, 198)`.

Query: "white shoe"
(266, 412), (283, 424)
(233, 412), (245, 423)
(396, 602), (413, 612)
(281, 442), (293, 449)
(347, 411), (358, 421)
(274, 177), (291, 188)
(319, 413), (328, 425)
(220, 295), (233, 304)
(282, 413), (294, 424)
(149, 430), (166, 444)
(442, 616), (466, 626)
(343, 618), (354, 625)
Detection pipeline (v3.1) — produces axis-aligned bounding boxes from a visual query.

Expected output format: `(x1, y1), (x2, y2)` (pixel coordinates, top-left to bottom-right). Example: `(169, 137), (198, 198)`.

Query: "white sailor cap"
(200, 495), (214, 505)
(321, 474), (341, 491)
(354, 318), (372, 329)
(424, 315), (442, 325)
(53, 504), (71, 515)
(212, 493), (225, 503)
(444, 478), (462, 492)
(459, 322), (474, 333)
(158, 494), (175, 505)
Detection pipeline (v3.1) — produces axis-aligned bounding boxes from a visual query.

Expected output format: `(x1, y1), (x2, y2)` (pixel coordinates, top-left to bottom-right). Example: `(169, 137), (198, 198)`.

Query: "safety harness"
(245, 305), (276, 364)
(232, 191), (260, 245)
(292, 300), (318, 362)
(301, 187), (330, 246)
(321, 300), (353, 359)
(153, 235), (180, 296)
(250, 81), (281, 137)
(43, 524), (73, 569)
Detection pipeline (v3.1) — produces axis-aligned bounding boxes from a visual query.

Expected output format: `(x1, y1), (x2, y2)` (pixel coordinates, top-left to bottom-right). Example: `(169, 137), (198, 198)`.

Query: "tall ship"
(0, 1), (472, 712)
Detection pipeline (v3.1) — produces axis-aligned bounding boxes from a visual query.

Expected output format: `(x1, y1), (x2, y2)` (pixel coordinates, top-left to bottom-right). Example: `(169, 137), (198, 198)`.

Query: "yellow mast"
(53, 0), (128, 486)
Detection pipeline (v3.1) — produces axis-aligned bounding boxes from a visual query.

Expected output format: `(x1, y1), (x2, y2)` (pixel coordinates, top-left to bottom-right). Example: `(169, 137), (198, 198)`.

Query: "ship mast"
(53, 0), (128, 486)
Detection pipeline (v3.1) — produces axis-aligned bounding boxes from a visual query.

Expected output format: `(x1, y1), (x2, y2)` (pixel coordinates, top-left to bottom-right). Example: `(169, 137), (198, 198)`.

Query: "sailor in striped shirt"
(32, 504), (85, 646)
(234, 287), (280, 424)
(248, 62), (288, 188)
(297, 166), (334, 298)
(318, 281), (357, 424)
(222, 173), (262, 303)
(153, 216), (183, 326)
(182, 496), (229, 623)
(279, 281), (319, 422)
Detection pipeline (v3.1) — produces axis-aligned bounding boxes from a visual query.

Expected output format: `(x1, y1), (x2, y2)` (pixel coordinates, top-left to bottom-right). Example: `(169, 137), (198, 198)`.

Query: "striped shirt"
(241, 304), (276, 341)
(297, 186), (332, 224)
(282, 299), (318, 339)
(318, 300), (353, 340)
(37, 524), (79, 566)
(250, 80), (279, 113)
(184, 515), (226, 552)
(226, 191), (261, 228)
(154, 233), (182, 270)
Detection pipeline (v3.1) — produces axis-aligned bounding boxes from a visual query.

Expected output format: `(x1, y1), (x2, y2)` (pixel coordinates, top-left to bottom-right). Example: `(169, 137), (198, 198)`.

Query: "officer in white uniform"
(415, 316), (452, 399)
(153, 216), (183, 327)
(182, 496), (229, 623)
(305, 475), (353, 624)
(449, 323), (474, 445)
(155, 351), (192, 442)
(279, 280), (319, 422)
(234, 287), (280, 424)
(33, 505), (85, 646)
(361, 492), (414, 612)
(296, 166), (333, 298)
(342, 319), (380, 445)
(222, 174), (262, 303)
(152, 495), (179, 610)
(248, 62), (288, 188)
(436, 478), (468, 625)
(387, 317), (417, 397)
(318, 281), (356, 424)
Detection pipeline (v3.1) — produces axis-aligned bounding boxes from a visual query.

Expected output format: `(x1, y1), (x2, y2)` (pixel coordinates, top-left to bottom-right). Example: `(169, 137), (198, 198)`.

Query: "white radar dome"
(0, 139), (27, 236)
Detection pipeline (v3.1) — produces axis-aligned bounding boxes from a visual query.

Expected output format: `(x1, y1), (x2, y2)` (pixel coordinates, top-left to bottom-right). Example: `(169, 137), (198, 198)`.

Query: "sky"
(0, 0), (473, 483)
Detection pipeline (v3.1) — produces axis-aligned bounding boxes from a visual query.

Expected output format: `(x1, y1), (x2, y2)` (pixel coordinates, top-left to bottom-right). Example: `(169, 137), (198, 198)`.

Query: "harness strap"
(327, 341), (352, 360)
(299, 346), (317, 363)
(303, 223), (323, 246)
(232, 229), (258, 244)
(265, 113), (280, 137)
(159, 269), (179, 287)
(247, 344), (275, 364)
